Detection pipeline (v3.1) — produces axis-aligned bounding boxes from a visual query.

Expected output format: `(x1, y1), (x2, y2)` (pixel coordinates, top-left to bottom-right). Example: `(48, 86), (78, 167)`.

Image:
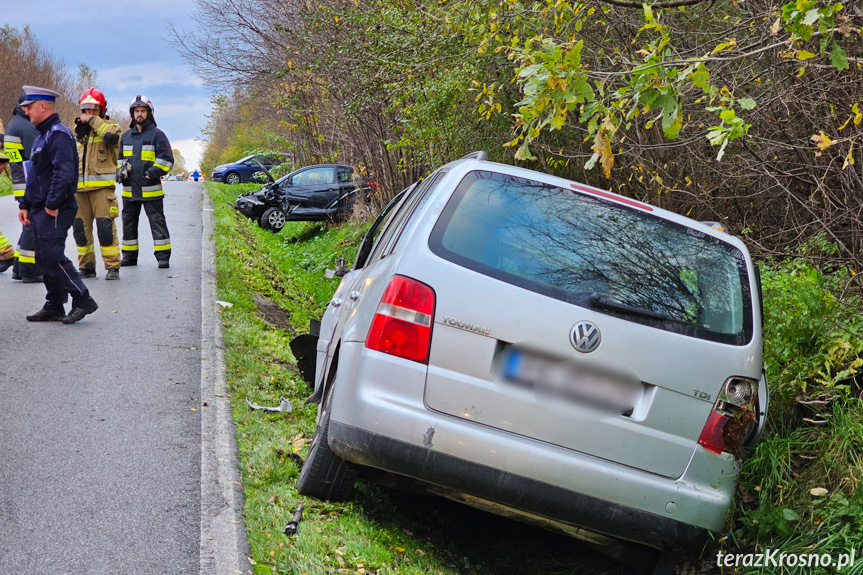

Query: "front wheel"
(225, 172), (241, 185)
(259, 207), (287, 232)
(296, 382), (359, 501)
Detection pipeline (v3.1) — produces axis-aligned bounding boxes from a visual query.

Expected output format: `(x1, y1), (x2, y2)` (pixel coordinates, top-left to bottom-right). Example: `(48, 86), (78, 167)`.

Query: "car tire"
(259, 207), (287, 232)
(297, 380), (359, 501)
(225, 172), (241, 185)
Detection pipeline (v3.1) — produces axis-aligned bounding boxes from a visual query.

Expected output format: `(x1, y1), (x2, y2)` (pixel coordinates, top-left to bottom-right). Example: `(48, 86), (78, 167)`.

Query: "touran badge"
(571, 321), (601, 353)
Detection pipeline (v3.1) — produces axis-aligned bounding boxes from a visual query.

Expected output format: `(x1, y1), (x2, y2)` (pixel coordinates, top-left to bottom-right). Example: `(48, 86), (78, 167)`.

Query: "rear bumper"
(330, 421), (710, 553)
(327, 341), (738, 553)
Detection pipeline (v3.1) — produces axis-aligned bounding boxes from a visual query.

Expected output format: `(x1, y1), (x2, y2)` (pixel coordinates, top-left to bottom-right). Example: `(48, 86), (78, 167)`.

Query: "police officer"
(118, 95), (173, 268)
(18, 86), (98, 323)
(73, 88), (123, 280)
(4, 93), (41, 282)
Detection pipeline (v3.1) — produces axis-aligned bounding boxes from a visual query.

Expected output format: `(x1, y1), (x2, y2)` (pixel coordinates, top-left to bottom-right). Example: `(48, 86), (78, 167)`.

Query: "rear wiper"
(588, 293), (709, 329)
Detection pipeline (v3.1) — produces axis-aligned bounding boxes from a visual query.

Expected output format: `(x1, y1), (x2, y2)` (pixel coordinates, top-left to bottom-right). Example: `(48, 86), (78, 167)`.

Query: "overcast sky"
(4, 0), (208, 171)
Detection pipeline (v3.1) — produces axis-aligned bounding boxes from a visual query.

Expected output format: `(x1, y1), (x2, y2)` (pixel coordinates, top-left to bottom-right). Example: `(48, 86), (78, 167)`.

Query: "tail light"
(698, 376), (758, 455)
(366, 275), (435, 363)
(697, 411), (728, 454)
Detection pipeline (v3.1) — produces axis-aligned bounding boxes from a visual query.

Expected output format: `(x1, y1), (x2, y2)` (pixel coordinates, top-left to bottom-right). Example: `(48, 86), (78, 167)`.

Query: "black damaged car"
(234, 163), (369, 232)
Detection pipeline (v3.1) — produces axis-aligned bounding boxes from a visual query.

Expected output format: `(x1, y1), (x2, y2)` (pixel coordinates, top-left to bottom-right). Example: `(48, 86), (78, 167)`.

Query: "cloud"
(172, 138), (205, 172)
(100, 63), (205, 93)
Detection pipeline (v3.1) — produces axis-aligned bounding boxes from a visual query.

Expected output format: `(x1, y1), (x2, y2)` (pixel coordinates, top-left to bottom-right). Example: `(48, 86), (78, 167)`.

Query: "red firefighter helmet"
(79, 88), (107, 113)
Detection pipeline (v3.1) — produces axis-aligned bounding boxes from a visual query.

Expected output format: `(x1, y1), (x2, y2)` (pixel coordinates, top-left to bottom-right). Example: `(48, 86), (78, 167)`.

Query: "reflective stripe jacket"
(4, 109), (39, 199)
(20, 114), (78, 212)
(119, 119), (173, 201)
(77, 115), (122, 192)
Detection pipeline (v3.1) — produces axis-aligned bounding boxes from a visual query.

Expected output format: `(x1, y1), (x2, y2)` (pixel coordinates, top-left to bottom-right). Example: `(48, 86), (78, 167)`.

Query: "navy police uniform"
(18, 86), (98, 322)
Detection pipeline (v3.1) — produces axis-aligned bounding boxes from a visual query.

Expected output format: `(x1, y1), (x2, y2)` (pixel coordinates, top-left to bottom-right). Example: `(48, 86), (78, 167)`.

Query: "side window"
(293, 167), (335, 186)
(354, 186), (414, 269)
(337, 168), (353, 183)
(368, 172), (442, 264)
(384, 170), (446, 256)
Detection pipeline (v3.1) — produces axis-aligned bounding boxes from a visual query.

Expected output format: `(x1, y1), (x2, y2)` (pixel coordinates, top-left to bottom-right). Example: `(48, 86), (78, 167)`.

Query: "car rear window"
(429, 170), (753, 345)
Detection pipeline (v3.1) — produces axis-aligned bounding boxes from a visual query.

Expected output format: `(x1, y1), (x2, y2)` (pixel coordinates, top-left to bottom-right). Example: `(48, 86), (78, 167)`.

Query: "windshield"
(429, 170), (753, 345)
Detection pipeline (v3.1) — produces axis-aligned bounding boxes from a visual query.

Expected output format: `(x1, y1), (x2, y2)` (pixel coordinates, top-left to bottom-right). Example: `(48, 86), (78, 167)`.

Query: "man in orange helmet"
(73, 88), (123, 280)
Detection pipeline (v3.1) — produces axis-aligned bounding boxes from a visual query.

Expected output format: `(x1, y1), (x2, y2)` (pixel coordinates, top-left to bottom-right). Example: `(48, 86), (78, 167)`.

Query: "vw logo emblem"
(571, 321), (601, 353)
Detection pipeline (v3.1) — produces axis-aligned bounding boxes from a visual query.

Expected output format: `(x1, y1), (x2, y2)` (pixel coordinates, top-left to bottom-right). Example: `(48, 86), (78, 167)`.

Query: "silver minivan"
(295, 152), (768, 571)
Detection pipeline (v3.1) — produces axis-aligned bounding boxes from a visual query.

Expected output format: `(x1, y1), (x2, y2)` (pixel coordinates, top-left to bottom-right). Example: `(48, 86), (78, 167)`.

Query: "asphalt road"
(0, 181), (244, 574)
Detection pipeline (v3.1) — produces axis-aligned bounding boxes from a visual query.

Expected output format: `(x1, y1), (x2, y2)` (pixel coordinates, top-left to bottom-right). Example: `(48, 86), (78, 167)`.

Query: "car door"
(284, 166), (336, 209)
(247, 156), (270, 182)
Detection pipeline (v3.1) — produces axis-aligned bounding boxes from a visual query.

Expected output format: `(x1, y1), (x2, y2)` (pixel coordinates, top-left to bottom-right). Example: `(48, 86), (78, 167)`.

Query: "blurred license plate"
(498, 348), (641, 415)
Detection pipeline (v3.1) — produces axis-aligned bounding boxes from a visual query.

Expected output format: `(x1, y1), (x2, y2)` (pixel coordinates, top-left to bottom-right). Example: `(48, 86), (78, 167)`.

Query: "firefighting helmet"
(129, 95), (154, 118)
(80, 88), (107, 112)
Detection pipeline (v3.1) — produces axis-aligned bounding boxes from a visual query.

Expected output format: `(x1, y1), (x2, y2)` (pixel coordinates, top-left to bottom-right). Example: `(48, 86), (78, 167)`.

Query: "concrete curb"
(199, 186), (252, 575)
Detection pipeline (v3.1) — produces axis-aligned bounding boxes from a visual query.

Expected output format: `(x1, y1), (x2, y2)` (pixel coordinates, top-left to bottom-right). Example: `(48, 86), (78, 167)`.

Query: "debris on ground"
(245, 396), (293, 413)
(283, 504), (305, 536)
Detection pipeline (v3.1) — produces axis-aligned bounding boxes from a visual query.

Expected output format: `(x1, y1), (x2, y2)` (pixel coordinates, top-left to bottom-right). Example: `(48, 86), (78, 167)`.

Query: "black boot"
(26, 306), (66, 322)
(0, 258), (13, 273)
(120, 256), (137, 267)
(79, 265), (96, 278)
(22, 275), (43, 284)
(63, 294), (99, 324)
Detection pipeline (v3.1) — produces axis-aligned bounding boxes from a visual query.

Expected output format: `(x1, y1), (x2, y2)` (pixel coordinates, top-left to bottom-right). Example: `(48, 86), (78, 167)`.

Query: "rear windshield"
(429, 171), (753, 345)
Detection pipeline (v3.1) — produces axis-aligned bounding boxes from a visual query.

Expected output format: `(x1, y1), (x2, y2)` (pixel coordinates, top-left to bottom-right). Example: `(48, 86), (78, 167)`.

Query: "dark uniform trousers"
(121, 198), (170, 264)
(32, 207), (88, 308)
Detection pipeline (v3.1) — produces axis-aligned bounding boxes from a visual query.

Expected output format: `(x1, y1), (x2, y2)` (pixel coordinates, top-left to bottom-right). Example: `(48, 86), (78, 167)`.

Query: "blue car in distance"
(211, 154), (286, 184)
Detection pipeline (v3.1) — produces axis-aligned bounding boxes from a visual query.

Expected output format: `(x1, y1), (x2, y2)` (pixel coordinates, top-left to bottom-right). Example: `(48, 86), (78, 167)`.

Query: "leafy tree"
(171, 148), (187, 175)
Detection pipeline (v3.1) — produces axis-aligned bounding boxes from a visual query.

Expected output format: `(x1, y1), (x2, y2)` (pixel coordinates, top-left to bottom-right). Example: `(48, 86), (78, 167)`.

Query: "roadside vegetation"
(180, 0), (863, 267)
(209, 178), (863, 574)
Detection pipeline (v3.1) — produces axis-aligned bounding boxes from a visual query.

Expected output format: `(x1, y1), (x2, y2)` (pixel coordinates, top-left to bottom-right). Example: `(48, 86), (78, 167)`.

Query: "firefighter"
(118, 95), (173, 268)
(0, 126), (14, 271)
(4, 93), (41, 282)
(17, 85), (98, 323)
(73, 88), (123, 280)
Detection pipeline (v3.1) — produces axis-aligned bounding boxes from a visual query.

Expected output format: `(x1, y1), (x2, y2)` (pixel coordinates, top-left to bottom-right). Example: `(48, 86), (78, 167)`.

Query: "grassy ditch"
(206, 182), (622, 575)
(207, 181), (863, 575)
(721, 248), (863, 575)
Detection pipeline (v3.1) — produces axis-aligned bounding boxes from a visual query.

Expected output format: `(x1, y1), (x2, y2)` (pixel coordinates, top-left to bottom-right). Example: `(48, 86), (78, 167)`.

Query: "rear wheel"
(296, 377), (359, 501)
(225, 172), (241, 185)
(259, 207), (287, 232)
